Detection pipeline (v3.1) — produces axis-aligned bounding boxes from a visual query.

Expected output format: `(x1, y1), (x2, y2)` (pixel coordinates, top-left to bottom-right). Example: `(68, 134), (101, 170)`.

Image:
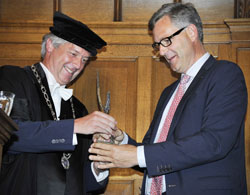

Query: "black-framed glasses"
(152, 27), (186, 50)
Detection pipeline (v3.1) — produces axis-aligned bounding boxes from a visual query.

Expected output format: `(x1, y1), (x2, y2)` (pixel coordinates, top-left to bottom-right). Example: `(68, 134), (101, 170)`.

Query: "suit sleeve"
(84, 160), (108, 193)
(6, 119), (75, 153)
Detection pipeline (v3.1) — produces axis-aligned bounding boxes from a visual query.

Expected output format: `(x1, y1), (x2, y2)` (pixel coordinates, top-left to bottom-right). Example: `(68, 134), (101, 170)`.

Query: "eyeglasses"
(152, 27), (186, 50)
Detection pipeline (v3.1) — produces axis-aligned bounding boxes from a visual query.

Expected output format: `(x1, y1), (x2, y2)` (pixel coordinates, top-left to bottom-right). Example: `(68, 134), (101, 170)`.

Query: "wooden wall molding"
(0, 21), (233, 44)
(225, 18), (250, 41)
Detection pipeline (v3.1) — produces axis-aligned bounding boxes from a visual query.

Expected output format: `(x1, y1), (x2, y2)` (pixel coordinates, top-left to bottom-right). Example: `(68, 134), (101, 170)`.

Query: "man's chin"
(170, 64), (177, 71)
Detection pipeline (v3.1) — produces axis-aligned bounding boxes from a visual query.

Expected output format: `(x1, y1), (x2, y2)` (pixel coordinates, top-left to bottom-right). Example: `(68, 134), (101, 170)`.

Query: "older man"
(0, 12), (118, 195)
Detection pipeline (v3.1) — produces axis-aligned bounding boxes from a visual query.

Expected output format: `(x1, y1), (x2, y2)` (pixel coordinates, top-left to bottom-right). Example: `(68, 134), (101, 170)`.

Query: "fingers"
(89, 154), (115, 169)
(89, 153), (111, 162)
(112, 128), (124, 144)
(93, 161), (110, 173)
(96, 111), (116, 124)
(94, 111), (117, 128)
(89, 111), (117, 135)
(89, 142), (113, 152)
(93, 133), (110, 141)
(94, 133), (113, 144)
(74, 111), (117, 135)
(93, 160), (115, 169)
(89, 143), (116, 169)
(96, 162), (115, 169)
(88, 143), (113, 159)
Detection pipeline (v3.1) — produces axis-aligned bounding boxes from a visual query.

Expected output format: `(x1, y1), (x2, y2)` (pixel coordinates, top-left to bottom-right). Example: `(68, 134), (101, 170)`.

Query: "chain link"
(31, 64), (74, 169)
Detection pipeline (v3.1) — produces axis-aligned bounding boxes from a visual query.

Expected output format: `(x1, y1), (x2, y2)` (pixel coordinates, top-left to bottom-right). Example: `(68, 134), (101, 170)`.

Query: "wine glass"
(0, 91), (15, 116)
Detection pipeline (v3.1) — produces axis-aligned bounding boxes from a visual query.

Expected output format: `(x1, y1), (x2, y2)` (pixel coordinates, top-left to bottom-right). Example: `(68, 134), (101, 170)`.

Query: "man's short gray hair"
(41, 33), (68, 60)
(148, 3), (204, 43)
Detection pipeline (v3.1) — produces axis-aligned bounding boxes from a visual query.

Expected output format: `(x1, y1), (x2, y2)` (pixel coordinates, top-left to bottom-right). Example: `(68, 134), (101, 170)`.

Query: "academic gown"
(0, 63), (107, 195)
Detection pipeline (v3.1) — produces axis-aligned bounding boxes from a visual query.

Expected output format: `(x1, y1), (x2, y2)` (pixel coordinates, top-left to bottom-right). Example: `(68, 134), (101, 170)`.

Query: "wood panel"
(123, 0), (234, 22)
(0, 44), (41, 61)
(71, 58), (137, 140)
(183, 0), (234, 21)
(135, 56), (153, 141)
(103, 175), (143, 195)
(122, 0), (173, 22)
(0, 0), (238, 23)
(60, 0), (114, 22)
(104, 179), (133, 195)
(0, 0), (53, 23)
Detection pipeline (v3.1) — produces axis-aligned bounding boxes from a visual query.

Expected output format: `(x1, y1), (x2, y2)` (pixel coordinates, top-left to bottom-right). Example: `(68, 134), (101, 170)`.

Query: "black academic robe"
(0, 63), (107, 195)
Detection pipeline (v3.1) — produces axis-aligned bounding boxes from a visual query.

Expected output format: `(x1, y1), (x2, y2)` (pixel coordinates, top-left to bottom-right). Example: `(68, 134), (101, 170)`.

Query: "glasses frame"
(152, 27), (187, 50)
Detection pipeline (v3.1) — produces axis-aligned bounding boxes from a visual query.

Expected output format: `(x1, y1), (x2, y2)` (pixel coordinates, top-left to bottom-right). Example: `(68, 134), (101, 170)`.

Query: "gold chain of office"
(31, 64), (75, 170)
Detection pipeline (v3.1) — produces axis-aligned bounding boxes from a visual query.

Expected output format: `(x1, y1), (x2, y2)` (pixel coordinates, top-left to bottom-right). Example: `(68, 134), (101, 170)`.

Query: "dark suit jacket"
(129, 55), (248, 195)
(0, 63), (107, 195)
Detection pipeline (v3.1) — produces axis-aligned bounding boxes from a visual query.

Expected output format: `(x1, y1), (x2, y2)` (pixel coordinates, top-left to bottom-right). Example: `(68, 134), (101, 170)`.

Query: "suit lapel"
(166, 55), (216, 138)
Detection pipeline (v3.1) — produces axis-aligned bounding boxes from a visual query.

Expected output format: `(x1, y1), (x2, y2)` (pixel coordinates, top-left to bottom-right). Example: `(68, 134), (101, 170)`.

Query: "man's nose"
(73, 57), (82, 69)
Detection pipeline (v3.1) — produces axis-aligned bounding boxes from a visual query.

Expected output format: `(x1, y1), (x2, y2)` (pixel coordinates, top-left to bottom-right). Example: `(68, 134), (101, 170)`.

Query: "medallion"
(61, 153), (71, 170)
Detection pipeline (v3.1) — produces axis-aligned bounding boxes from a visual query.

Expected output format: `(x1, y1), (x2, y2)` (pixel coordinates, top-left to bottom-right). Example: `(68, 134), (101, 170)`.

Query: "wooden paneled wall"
(0, 0), (239, 23)
(0, 0), (250, 194)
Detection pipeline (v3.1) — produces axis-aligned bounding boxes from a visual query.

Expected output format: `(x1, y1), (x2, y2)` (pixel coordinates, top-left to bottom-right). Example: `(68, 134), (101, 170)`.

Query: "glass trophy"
(96, 71), (114, 144)
(0, 91), (15, 116)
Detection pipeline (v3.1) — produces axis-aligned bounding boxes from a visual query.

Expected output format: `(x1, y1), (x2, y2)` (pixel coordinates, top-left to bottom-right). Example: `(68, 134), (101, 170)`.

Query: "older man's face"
(45, 41), (91, 85)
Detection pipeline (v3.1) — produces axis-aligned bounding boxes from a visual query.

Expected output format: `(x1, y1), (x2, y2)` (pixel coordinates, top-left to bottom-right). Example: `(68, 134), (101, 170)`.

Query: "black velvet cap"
(50, 12), (106, 56)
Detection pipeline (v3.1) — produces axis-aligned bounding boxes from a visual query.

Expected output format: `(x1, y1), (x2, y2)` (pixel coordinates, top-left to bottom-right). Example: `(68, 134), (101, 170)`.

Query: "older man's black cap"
(50, 11), (106, 56)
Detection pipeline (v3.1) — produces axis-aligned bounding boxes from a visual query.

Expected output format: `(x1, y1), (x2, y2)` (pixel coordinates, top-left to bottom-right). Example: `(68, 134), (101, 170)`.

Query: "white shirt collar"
(39, 62), (73, 118)
(185, 52), (210, 78)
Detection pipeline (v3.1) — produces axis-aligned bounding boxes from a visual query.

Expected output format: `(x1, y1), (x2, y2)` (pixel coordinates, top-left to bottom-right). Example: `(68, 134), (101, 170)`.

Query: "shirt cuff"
(72, 133), (78, 145)
(137, 145), (146, 168)
(91, 162), (109, 182)
(120, 132), (128, 145)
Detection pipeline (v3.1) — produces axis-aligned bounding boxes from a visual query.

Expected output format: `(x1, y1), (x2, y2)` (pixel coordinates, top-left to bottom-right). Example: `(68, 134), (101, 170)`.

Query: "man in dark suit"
(89, 3), (248, 195)
(0, 12), (120, 195)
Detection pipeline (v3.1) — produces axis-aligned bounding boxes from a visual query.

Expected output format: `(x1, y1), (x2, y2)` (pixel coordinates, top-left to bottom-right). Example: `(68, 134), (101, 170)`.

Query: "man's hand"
(93, 128), (124, 145)
(88, 143), (138, 169)
(74, 111), (117, 135)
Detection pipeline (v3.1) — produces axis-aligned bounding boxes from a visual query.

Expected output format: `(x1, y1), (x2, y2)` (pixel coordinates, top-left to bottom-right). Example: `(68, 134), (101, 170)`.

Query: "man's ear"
(46, 38), (54, 53)
(186, 24), (198, 42)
